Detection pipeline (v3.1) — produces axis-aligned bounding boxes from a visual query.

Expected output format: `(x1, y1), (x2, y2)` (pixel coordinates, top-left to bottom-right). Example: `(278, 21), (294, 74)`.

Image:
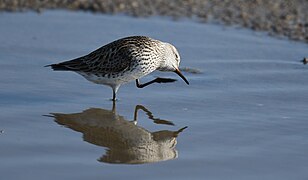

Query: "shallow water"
(0, 11), (308, 180)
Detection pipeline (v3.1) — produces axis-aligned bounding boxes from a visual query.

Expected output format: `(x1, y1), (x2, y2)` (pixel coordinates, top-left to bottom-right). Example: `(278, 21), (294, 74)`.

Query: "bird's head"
(157, 43), (189, 85)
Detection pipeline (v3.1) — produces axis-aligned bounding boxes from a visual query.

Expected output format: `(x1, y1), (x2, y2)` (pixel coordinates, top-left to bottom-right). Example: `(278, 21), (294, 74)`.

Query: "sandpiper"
(46, 36), (189, 100)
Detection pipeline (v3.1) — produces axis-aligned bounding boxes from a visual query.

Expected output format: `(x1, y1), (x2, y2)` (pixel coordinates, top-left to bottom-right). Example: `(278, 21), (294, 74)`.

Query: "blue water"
(0, 11), (308, 180)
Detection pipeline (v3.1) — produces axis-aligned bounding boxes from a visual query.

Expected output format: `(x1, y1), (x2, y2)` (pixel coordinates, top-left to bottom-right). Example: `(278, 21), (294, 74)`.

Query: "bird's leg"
(135, 78), (177, 88)
(112, 89), (116, 101)
(111, 85), (120, 101)
(135, 79), (155, 88)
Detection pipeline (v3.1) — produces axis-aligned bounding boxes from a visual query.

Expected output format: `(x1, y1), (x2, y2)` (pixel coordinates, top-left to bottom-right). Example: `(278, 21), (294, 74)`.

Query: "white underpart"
(78, 58), (159, 89)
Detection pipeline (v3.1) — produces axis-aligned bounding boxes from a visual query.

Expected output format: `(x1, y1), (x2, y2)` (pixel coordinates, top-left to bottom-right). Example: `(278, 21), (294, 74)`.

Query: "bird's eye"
(175, 53), (179, 60)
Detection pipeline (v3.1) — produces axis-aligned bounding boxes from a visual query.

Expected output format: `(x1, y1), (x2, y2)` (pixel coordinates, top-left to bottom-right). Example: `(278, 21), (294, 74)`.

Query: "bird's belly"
(79, 73), (131, 85)
(78, 68), (154, 86)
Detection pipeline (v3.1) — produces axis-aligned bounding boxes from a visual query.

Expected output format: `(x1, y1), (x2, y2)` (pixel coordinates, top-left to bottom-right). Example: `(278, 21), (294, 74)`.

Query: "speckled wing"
(48, 36), (157, 75)
(49, 43), (133, 75)
(49, 38), (143, 75)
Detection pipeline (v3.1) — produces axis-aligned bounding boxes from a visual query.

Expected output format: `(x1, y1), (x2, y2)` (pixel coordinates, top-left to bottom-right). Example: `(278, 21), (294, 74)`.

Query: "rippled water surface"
(0, 11), (308, 180)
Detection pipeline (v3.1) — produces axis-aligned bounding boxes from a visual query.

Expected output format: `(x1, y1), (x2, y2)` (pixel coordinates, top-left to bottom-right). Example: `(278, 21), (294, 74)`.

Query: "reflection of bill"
(49, 105), (187, 164)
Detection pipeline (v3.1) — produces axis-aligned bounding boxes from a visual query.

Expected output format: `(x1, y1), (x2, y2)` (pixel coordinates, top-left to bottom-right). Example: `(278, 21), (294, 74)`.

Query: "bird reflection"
(49, 103), (187, 164)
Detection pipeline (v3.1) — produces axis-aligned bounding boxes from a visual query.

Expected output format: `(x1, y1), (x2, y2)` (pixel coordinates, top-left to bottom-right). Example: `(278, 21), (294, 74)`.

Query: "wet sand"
(0, 11), (308, 180)
(1, 0), (308, 43)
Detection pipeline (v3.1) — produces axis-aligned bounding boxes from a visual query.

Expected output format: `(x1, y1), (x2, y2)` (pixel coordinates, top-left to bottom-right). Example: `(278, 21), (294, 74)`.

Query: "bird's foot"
(154, 77), (177, 83)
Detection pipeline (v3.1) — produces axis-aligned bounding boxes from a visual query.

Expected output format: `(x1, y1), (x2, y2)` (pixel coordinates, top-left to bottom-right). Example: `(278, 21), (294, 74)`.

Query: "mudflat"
(0, 11), (307, 180)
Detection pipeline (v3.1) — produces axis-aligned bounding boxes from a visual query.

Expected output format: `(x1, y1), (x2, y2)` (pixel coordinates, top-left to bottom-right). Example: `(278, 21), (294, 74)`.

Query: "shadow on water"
(46, 103), (187, 165)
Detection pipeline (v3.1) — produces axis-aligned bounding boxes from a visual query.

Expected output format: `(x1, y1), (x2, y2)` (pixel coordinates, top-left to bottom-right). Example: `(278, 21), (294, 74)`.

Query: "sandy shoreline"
(0, 0), (307, 43)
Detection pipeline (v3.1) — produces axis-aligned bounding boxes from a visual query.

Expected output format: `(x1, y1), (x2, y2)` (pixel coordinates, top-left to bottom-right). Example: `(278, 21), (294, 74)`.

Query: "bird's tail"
(44, 63), (72, 71)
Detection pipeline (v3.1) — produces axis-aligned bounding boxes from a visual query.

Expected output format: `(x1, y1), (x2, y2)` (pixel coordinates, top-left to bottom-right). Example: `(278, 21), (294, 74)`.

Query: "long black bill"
(175, 68), (189, 85)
